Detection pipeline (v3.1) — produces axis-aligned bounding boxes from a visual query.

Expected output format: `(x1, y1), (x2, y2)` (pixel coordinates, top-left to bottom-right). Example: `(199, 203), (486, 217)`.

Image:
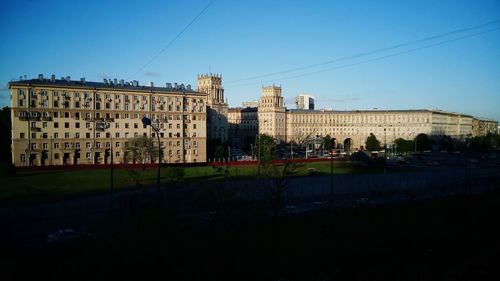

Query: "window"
(43, 143), (48, 149)
(86, 142), (91, 148)
(20, 133), (25, 139)
(115, 132), (120, 138)
(75, 133), (80, 138)
(20, 154), (26, 162)
(86, 133), (90, 138)
(64, 122), (69, 128)
(65, 133), (70, 138)
(115, 142), (120, 148)
(75, 123), (80, 128)
(65, 112), (70, 118)
(54, 143), (59, 149)
(65, 142), (70, 149)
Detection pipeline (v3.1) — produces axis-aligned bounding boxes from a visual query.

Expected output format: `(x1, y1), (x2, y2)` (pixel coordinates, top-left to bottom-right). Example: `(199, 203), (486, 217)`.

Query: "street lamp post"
(142, 116), (161, 194)
(257, 134), (262, 177)
(384, 128), (387, 159)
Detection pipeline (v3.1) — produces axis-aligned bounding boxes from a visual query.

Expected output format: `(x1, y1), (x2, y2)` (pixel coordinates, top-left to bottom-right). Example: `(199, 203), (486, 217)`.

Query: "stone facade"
(472, 118), (498, 137)
(9, 75), (207, 167)
(197, 74), (228, 143)
(228, 106), (258, 150)
(258, 85), (480, 150)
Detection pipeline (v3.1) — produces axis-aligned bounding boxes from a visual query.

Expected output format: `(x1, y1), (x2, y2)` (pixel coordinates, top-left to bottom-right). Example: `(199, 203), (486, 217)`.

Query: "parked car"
(307, 168), (322, 176)
(46, 229), (88, 243)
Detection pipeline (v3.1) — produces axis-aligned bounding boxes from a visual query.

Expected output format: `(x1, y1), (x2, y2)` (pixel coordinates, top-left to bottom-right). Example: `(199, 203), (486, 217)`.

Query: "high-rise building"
(9, 75), (208, 166)
(258, 85), (286, 141)
(295, 94), (315, 110)
(197, 73), (228, 143)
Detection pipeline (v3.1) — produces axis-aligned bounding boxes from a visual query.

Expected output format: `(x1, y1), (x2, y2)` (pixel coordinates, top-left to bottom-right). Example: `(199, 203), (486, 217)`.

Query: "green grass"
(0, 161), (396, 205)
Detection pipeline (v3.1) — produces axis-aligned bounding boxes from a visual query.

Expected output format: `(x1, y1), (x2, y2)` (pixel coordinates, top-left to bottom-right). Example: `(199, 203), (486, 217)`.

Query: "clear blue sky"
(1, 0), (499, 121)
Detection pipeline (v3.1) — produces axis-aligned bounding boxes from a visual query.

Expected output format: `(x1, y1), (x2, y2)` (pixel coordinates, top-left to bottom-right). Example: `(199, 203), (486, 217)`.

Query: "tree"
(125, 136), (159, 164)
(266, 158), (303, 217)
(254, 134), (276, 168)
(0, 107), (11, 164)
(415, 133), (432, 151)
(440, 135), (455, 152)
(323, 134), (333, 151)
(365, 133), (381, 151)
(394, 138), (414, 154)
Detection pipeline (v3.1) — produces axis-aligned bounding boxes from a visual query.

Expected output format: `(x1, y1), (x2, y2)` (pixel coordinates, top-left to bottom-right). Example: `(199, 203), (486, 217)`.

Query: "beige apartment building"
(9, 75), (207, 167)
(228, 105), (258, 149)
(258, 85), (481, 150)
(472, 118), (498, 137)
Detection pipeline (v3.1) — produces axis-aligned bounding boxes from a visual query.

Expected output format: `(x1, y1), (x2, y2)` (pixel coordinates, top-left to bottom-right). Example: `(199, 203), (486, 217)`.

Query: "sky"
(1, 0), (499, 121)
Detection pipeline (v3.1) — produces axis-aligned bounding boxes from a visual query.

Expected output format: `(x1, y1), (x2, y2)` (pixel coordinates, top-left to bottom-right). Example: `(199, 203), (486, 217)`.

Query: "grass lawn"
(0, 161), (395, 205)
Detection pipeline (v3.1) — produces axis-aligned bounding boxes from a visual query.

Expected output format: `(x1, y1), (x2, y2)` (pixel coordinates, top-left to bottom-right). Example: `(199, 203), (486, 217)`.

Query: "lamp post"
(257, 120), (268, 177)
(384, 128), (387, 159)
(142, 116), (161, 194)
(257, 134), (262, 177)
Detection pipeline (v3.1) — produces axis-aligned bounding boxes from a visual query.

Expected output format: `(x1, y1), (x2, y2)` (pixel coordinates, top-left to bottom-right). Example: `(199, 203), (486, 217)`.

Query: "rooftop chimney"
(166, 83), (172, 88)
(103, 78), (108, 84)
(80, 77), (86, 84)
(113, 78), (118, 85)
(51, 74), (55, 82)
(150, 82), (154, 88)
(65, 76), (71, 82)
(38, 74), (44, 81)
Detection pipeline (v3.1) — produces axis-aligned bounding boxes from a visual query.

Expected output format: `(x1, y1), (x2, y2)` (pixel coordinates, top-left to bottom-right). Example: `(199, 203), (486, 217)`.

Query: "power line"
(225, 19), (500, 84)
(226, 27), (500, 88)
(127, 0), (215, 80)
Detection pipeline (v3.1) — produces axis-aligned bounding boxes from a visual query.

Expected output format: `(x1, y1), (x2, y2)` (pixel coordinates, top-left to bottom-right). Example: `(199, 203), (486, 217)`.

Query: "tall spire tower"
(197, 73), (228, 143)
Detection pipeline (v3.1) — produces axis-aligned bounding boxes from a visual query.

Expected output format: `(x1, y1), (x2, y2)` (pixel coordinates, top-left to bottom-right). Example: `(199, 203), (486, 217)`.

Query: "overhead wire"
(127, 0), (215, 80)
(225, 19), (500, 85)
(226, 26), (500, 88)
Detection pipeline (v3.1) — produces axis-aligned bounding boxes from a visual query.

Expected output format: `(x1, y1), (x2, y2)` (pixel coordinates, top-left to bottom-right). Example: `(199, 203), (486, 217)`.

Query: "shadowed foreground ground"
(4, 189), (500, 281)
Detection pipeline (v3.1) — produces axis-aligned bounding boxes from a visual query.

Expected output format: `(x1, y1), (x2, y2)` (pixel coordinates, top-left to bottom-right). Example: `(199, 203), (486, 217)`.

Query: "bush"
(164, 166), (185, 182)
(0, 162), (16, 177)
(350, 151), (372, 166)
(373, 156), (386, 166)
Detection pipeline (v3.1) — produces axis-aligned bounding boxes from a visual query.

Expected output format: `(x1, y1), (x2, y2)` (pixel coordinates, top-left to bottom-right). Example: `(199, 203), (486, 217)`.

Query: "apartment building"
(258, 85), (478, 150)
(9, 75), (207, 167)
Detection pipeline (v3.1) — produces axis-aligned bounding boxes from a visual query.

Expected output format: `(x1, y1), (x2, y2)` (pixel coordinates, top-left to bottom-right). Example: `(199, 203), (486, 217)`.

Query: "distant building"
(228, 106), (258, 150)
(295, 94), (315, 110)
(197, 73), (228, 143)
(242, 101), (259, 108)
(472, 118), (499, 137)
(258, 85), (480, 150)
